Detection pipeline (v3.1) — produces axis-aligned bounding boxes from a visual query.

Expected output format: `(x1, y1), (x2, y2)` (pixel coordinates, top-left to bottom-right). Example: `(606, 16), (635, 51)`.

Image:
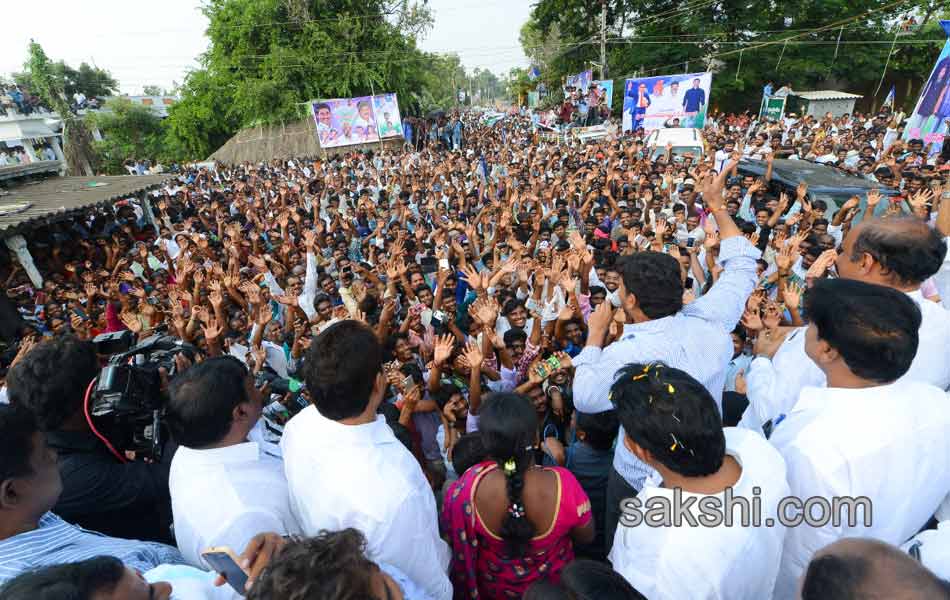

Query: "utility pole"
(599, 0), (607, 80)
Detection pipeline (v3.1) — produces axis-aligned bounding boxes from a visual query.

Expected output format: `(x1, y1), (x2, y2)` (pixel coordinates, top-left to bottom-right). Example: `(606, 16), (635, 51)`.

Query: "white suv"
(644, 128), (706, 162)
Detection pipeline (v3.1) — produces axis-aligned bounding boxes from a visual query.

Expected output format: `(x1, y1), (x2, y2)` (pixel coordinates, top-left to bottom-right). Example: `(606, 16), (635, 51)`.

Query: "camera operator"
(6, 335), (173, 543)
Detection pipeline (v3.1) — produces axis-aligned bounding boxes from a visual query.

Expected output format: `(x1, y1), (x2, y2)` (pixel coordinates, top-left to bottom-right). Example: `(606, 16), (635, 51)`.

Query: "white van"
(644, 128), (706, 162)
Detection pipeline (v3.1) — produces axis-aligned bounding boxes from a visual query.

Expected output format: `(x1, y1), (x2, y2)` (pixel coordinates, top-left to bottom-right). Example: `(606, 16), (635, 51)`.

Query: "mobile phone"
(438, 258), (450, 270)
(684, 277), (694, 289)
(202, 547), (249, 596)
(431, 310), (448, 335)
(401, 374), (414, 390)
(686, 238), (695, 248)
(359, 260), (374, 270)
(71, 307), (88, 321)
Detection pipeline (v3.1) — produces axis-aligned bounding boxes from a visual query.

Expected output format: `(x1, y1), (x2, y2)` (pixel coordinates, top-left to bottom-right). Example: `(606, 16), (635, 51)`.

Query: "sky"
(0, 0), (532, 96)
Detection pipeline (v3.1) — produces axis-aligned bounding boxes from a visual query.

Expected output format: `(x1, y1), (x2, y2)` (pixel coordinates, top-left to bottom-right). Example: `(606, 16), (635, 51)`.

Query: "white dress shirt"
(281, 405), (451, 600)
(573, 236), (760, 490)
(741, 287), (950, 434)
(769, 382), (950, 599)
(169, 438), (302, 569)
(609, 428), (790, 600)
(936, 235), (950, 311)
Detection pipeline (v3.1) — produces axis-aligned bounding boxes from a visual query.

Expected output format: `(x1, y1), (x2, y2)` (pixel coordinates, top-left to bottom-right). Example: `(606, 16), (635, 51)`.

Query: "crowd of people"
(0, 100), (948, 600)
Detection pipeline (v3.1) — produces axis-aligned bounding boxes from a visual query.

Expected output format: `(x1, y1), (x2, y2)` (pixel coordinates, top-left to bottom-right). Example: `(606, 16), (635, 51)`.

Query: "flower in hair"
(508, 503), (526, 518)
(503, 458), (517, 476)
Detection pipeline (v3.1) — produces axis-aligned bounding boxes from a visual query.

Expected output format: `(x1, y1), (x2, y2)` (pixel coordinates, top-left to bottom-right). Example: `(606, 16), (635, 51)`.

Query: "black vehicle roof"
(737, 159), (898, 197)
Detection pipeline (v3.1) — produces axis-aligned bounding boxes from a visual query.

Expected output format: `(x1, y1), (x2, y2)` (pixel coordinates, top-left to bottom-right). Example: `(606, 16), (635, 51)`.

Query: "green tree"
(25, 41), (97, 175)
(527, 0), (945, 113)
(142, 85), (166, 96)
(167, 0), (445, 156)
(86, 98), (182, 174)
(15, 61), (117, 100)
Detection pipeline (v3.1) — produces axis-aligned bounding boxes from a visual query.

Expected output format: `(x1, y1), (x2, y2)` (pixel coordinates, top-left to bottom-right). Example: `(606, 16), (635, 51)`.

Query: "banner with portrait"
(371, 93), (404, 139)
(622, 71), (713, 133)
(592, 80), (614, 107)
(904, 20), (950, 155)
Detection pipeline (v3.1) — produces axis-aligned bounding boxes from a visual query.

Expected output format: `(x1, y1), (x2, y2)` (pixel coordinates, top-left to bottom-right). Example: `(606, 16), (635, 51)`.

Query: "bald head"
(800, 538), (950, 600)
(836, 217), (947, 289)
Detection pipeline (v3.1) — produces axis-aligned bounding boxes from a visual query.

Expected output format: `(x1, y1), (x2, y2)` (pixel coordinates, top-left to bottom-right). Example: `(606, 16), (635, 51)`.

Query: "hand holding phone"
(203, 546), (249, 595)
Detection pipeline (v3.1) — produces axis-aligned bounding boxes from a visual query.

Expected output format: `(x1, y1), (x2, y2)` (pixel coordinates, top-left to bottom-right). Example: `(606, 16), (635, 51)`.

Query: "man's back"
(610, 427), (789, 600)
(169, 440), (301, 568)
(770, 381), (950, 598)
(281, 405), (451, 600)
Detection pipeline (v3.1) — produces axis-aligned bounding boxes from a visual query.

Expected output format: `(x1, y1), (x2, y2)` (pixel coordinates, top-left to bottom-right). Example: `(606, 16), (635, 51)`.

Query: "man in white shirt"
(768, 278), (950, 599)
(573, 164), (760, 550)
(742, 216), (950, 433)
(166, 356), (302, 569)
(280, 320), (451, 600)
(608, 363), (789, 600)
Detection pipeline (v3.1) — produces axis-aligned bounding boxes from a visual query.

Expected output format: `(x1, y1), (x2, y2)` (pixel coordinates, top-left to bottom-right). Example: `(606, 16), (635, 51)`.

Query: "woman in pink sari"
(441, 393), (594, 599)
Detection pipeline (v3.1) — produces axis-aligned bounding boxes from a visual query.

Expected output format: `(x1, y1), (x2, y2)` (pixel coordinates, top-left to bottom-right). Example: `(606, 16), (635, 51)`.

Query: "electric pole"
(599, 0), (607, 80)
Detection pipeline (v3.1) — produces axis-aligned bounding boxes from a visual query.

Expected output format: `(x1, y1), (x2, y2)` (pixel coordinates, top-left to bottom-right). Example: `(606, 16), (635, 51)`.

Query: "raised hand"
(256, 304), (273, 326)
(203, 315), (223, 341)
(806, 249), (837, 281)
(433, 334), (455, 366)
(461, 340), (484, 370)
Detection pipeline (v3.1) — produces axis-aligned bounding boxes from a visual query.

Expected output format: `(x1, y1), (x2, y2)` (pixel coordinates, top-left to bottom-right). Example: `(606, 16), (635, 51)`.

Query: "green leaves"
(166, 0), (451, 156)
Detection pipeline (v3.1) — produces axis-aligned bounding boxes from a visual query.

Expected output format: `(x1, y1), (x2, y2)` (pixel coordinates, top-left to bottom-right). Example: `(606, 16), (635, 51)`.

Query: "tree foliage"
(528, 0), (950, 113)
(166, 0), (478, 157)
(25, 41), (97, 175)
(15, 60), (117, 99)
(86, 99), (188, 174)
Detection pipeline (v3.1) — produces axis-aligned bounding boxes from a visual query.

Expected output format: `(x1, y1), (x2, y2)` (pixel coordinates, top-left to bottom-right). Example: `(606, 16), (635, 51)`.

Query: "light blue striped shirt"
(0, 512), (184, 585)
(572, 236), (760, 489)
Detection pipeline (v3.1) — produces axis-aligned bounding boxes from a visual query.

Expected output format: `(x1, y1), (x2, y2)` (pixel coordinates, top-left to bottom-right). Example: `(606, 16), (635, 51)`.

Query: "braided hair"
(610, 362), (725, 477)
(479, 392), (538, 558)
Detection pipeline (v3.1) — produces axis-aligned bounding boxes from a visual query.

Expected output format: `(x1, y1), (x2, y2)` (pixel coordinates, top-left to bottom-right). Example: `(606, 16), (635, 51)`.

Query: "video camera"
(89, 332), (197, 462)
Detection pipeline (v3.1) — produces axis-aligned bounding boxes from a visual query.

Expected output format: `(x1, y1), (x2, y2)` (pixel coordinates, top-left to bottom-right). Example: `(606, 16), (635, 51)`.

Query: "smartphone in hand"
(202, 546), (249, 596)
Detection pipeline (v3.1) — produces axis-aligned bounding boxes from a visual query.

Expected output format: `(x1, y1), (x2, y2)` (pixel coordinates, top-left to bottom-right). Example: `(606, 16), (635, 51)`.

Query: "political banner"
(760, 96), (787, 121)
(312, 96), (380, 148)
(372, 93), (404, 139)
(592, 80), (614, 106)
(622, 71), (712, 133)
(527, 91), (540, 109)
(577, 70), (593, 93)
(904, 20), (950, 155)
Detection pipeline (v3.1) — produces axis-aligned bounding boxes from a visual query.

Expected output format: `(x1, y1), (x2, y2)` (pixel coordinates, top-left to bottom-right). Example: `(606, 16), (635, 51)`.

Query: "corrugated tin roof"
(0, 174), (168, 235)
(792, 90), (863, 101)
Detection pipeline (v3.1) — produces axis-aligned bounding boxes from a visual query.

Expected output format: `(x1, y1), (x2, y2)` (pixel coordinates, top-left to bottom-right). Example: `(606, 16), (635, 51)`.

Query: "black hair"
(166, 356), (251, 448)
(7, 334), (99, 431)
(804, 278), (921, 383)
(0, 556), (126, 600)
(0, 405), (39, 484)
(813, 200), (828, 211)
(801, 540), (950, 600)
(303, 320), (383, 421)
(610, 363), (725, 477)
(617, 253), (683, 319)
(451, 432), (487, 477)
(524, 581), (571, 600)
(247, 529), (379, 600)
(503, 328), (528, 346)
(576, 410), (620, 452)
(479, 393), (538, 557)
(561, 559), (648, 600)
(502, 298), (526, 317)
(433, 383), (461, 410)
(850, 218), (947, 286)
